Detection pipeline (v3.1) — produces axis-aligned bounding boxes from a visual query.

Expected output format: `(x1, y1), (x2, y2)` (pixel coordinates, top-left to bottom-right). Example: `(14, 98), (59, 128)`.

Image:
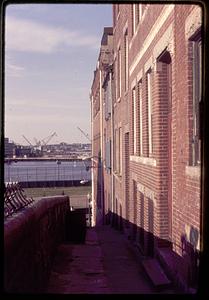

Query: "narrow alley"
(46, 225), (177, 294)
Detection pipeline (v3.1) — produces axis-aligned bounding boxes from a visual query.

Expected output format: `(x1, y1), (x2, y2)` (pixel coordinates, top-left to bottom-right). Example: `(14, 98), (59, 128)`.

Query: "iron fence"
(4, 182), (34, 218)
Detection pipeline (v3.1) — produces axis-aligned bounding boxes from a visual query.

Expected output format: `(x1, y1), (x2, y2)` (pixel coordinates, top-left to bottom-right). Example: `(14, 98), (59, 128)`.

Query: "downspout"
(110, 68), (114, 214)
(90, 94), (95, 227)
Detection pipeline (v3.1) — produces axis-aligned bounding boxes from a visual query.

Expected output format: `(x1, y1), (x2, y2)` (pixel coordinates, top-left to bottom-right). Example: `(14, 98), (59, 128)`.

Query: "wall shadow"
(95, 150), (105, 224)
(105, 210), (200, 293)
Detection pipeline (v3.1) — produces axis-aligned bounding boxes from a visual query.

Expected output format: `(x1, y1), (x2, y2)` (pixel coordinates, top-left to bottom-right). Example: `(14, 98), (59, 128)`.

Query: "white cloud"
(5, 58), (25, 77)
(5, 16), (100, 53)
(6, 97), (76, 111)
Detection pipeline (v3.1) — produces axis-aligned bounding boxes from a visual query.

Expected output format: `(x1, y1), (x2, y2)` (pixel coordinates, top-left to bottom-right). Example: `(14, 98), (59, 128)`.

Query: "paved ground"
(95, 225), (155, 294)
(46, 225), (176, 294)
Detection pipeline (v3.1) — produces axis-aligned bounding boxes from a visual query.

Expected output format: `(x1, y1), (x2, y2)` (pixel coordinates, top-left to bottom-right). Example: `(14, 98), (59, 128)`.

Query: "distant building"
(15, 145), (33, 158)
(90, 27), (113, 226)
(4, 138), (15, 158)
(91, 4), (202, 292)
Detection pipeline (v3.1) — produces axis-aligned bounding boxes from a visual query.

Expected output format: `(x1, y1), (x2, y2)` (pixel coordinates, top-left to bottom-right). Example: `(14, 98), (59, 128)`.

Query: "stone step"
(142, 258), (171, 287)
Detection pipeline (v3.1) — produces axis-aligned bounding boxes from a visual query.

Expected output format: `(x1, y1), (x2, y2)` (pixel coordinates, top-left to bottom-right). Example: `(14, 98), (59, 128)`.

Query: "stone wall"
(4, 195), (69, 293)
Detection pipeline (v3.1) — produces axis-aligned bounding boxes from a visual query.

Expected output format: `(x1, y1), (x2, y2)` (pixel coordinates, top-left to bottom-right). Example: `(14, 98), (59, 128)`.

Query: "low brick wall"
(4, 195), (69, 294)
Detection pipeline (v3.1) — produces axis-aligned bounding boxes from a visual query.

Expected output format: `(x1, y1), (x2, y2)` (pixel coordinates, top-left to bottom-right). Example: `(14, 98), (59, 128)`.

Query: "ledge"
(185, 165), (200, 179)
(130, 155), (157, 167)
(113, 171), (122, 182)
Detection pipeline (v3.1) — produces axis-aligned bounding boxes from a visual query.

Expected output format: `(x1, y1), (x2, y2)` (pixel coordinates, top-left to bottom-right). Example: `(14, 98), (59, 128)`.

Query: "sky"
(5, 3), (112, 145)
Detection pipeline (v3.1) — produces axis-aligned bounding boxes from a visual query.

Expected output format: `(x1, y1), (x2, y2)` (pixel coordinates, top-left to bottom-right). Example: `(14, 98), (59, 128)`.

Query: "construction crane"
(22, 132), (57, 148)
(22, 135), (33, 147)
(77, 127), (91, 142)
(33, 137), (41, 147)
(41, 132), (57, 146)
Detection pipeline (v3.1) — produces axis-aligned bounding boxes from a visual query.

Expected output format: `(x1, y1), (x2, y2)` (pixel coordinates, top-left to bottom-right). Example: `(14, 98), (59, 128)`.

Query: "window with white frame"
(132, 4), (136, 35)
(138, 80), (143, 156)
(118, 47), (122, 99)
(191, 34), (202, 166)
(124, 30), (128, 92)
(119, 127), (122, 175)
(139, 4), (142, 21)
(114, 128), (117, 172)
(147, 69), (153, 156)
(132, 87), (137, 155)
(132, 4), (142, 35)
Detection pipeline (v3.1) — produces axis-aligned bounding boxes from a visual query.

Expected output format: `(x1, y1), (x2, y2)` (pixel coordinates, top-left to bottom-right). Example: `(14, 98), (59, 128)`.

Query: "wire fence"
(4, 165), (91, 183)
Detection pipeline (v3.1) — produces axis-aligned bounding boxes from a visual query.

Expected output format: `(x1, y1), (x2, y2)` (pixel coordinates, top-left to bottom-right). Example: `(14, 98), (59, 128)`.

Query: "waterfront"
(4, 160), (91, 184)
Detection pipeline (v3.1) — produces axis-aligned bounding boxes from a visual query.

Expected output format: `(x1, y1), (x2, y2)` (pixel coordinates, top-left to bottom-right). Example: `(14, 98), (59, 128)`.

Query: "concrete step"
(142, 258), (171, 288)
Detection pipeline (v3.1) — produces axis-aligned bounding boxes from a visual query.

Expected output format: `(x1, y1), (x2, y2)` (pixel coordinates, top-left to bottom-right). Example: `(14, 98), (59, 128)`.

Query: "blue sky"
(5, 3), (112, 145)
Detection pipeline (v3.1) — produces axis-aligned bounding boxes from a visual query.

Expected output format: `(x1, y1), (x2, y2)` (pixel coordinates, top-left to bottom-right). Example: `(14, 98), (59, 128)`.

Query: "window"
(132, 4), (142, 35)
(132, 4), (136, 35)
(117, 47), (122, 99)
(192, 37), (202, 165)
(132, 87), (137, 155)
(124, 30), (128, 91)
(105, 139), (111, 173)
(114, 128), (117, 171)
(147, 70), (153, 156)
(138, 80), (143, 156)
(139, 4), (142, 21)
(104, 128), (106, 165)
(119, 127), (122, 175)
(104, 75), (112, 120)
(116, 4), (120, 16)
(114, 127), (122, 175)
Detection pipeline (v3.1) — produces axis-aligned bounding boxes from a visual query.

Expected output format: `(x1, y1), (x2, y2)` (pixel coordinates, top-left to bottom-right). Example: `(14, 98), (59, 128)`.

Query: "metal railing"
(4, 182), (34, 218)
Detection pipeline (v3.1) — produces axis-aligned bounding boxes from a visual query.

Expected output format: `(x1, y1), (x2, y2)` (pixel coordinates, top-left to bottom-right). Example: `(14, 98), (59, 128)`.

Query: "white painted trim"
(153, 24), (174, 61)
(123, 21), (128, 35)
(133, 88), (137, 155)
(136, 182), (156, 206)
(130, 155), (157, 166)
(185, 5), (202, 40)
(124, 123), (129, 133)
(144, 56), (153, 74)
(129, 4), (149, 50)
(129, 4), (174, 76)
(131, 172), (138, 181)
(131, 78), (137, 90)
(147, 71), (153, 155)
(113, 171), (122, 182)
(136, 69), (143, 82)
(117, 39), (121, 51)
(119, 47), (122, 98)
(139, 81), (143, 156)
(133, 4), (136, 35)
(185, 165), (201, 179)
(117, 11), (120, 21)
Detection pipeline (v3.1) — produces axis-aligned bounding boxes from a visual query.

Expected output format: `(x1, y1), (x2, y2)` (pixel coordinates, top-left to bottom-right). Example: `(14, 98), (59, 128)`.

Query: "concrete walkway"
(46, 225), (175, 294)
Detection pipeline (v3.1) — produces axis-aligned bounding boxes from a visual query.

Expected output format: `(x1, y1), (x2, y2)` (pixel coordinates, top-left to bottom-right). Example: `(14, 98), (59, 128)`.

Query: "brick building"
(4, 138), (15, 158)
(90, 4), (202, 292)
(90, 27), (113, 226)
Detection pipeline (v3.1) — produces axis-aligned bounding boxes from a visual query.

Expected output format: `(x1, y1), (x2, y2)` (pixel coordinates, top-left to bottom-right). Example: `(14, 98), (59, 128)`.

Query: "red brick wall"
(172, 5), (201, 255)
(4, 196), (69, 293)
(92, 3), (202, 289)
(111, 2), (201, 251)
